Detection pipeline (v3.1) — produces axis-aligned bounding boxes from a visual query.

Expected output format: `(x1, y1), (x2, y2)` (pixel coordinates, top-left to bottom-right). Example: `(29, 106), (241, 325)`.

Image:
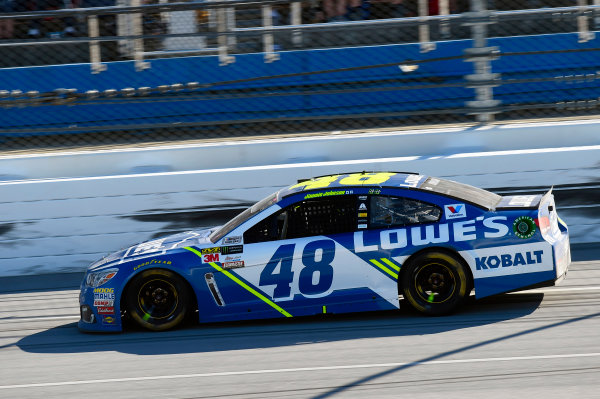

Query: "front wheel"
(401, 251), (470, 316)
(125, 269), (191, 331)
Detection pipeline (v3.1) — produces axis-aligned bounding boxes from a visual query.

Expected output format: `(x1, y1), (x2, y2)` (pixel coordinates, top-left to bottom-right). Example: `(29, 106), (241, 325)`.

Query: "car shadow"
(17, 293), (544, 356)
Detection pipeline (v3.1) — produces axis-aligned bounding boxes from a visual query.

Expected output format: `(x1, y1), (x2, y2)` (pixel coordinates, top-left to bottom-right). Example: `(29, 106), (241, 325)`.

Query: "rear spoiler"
(495, 187), (552, 210)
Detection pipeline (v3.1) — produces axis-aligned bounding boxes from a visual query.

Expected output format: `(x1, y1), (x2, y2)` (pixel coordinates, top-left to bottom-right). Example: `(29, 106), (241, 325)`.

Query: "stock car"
(79, 172), (571, 332)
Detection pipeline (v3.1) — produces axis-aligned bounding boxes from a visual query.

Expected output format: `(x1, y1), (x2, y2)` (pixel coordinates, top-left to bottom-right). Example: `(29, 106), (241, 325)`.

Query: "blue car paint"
(78, 173), (570, 332)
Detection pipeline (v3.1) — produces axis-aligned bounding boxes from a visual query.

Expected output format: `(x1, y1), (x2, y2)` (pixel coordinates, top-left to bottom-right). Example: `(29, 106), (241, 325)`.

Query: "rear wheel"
(125, 269), (191, 331)
(401, 251), (470, 315)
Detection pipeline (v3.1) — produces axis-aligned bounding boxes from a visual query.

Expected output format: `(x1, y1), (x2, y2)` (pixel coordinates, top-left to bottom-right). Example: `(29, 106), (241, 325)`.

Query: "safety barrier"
(1, 118), (598, 276)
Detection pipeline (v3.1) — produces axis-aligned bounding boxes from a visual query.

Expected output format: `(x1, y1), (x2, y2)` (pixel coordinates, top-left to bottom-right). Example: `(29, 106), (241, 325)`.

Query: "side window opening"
(244, 196), (357, 244)
(370, 196), (441, 229)
(287, 196), (356, 239)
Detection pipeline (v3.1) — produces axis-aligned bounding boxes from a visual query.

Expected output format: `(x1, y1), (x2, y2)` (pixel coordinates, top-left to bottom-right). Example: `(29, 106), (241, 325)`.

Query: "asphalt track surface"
(1, 253), (600, 398)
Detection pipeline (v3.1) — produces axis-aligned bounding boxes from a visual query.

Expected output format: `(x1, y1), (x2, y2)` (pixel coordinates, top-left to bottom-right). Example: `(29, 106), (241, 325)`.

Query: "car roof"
(279, 172), (427, 198)
(278, 171), (502, 210)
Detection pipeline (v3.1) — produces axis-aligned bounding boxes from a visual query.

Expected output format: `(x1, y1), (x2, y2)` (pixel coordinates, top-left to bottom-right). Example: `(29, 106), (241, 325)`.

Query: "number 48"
(259, 240), (335, 298)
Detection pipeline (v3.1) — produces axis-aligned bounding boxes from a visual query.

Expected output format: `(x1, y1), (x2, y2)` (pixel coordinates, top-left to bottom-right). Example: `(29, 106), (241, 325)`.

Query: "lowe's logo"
(444, 204), (467, 220)
(476, 250), (544, 270)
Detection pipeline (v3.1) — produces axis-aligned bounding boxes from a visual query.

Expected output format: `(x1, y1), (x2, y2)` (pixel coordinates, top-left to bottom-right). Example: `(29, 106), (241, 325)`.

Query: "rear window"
(420, 177), (501, 210)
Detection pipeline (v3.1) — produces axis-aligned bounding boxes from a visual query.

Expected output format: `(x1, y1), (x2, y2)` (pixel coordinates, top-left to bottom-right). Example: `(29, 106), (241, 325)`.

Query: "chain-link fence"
(1, 0), (600, 150)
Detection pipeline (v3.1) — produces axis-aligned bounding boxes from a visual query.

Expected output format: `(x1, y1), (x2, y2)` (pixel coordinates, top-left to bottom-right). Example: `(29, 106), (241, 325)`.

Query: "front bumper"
(78, 284), (123, 332)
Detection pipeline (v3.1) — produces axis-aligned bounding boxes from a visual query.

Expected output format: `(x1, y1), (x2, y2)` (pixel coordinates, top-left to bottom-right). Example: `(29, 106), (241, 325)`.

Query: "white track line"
(2, 352), (600, 390)
(0, 315), (79, 322)
(519, 286), (600, 294)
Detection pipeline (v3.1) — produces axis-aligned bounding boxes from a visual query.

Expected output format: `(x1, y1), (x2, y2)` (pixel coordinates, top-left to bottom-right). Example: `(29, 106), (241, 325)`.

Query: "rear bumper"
(553, 232), (571, 281)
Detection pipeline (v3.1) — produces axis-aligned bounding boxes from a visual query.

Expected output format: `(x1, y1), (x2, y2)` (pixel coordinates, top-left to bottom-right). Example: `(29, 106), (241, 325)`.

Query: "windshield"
(209, 192), (279, 243)
(420, 177), (501, 210)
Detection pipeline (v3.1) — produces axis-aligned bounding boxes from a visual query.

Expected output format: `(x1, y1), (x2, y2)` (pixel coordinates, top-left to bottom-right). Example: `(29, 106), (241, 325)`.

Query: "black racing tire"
(401, 251), (470, 316)
(125, 269), (191, 331)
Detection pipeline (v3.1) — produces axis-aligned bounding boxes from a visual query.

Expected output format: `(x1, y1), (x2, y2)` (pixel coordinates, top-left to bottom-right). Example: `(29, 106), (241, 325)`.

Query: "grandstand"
(1, 0), (600, 149)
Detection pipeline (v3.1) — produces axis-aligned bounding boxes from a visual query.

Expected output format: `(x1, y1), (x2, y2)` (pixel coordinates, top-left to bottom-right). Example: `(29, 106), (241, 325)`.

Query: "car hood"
(88, 227), (218, 271)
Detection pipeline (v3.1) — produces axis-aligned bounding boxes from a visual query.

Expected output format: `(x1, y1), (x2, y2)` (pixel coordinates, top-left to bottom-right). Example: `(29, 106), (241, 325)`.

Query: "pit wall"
(1, 118), (598, 276)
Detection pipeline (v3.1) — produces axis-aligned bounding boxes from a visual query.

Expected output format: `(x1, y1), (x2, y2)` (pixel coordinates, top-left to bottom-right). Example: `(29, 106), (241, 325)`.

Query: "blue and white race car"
(79, 172), (571, 332)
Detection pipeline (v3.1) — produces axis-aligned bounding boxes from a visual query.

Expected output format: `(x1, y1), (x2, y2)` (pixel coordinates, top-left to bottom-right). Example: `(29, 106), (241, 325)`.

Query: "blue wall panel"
(1, 31), (599, 134)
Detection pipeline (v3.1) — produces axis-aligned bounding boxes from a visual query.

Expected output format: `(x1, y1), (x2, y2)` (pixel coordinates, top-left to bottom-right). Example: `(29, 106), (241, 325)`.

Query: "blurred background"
(0, 0), (600, 149)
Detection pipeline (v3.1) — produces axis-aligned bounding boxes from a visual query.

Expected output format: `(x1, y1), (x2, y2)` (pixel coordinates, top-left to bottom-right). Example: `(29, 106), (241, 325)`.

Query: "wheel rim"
(413, 262), (456, 304)
(137, 278), (179, 321)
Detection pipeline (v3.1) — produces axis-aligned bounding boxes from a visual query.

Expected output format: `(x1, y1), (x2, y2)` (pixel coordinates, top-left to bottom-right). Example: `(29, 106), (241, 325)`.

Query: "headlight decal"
(86, 268), (118, 287)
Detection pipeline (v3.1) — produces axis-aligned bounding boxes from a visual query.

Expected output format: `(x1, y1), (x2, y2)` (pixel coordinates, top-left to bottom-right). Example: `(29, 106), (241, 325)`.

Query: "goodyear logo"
(134, 259), (172, 271)
(476, 250), (544, 270)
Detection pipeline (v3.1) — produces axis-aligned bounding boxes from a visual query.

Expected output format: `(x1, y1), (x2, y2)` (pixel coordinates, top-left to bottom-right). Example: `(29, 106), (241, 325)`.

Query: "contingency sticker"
(444, 204), (466, 220)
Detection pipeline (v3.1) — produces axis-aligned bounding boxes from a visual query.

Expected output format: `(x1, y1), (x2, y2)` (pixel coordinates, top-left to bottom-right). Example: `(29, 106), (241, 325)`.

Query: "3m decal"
(223, 236), (242, 244)
(203, 253), (220, 263)
(444, 204), (467, 220)
(513, 216), (536, 239)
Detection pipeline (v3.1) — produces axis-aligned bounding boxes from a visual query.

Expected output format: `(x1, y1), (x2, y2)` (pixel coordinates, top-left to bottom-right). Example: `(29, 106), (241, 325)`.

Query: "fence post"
(439, 0), (450, 39)
(291, 1), (302, 47)
(578, 0), (594, 42)
(88, 15), (107, 74)
(132, 0), (150, 71)
(418, 0), (435, 52)
(262, 4), (280, 62)
(217, 8), (235, 65)
(463, 0), (500, 123)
